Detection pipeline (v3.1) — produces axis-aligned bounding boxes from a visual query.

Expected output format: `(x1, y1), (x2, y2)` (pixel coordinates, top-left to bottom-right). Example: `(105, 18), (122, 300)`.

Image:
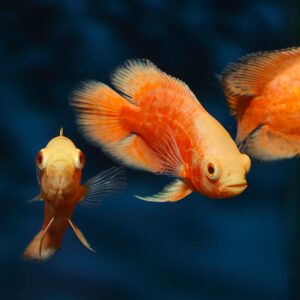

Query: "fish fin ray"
(67, 219), (95, 252)
(244, 125), (300, 160)
(219, 47), (300, 116)
(135, 179), (192, 202)
(80, 166), (126, 207)
(39, 217), (55, 257)
(111, 59), (199, 105)
(152, 126), (184, 177)
(70, 81), (132, 146)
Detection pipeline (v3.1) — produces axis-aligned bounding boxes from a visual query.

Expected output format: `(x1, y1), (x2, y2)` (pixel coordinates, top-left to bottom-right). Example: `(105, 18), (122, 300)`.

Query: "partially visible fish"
(219, 47), (300, 160)
(22, 128), (125, 261)
(70, 59), (250, 202)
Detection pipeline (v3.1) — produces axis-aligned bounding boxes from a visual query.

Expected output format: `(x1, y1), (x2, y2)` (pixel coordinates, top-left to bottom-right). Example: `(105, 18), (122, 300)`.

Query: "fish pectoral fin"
(27, 194), (43, 203)
(135, 179), (193, 202)
(67, 219), (95, 253)
(39, 217), (55, 257)
(244, 125), (300, 160)
(79, 166), (126, 207)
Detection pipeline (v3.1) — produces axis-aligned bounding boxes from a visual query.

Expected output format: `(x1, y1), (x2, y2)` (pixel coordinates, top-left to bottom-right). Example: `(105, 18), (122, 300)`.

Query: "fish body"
(23, 129), (124, 261)
(71, 60), (250, 201)
(219, 47), (300, 160)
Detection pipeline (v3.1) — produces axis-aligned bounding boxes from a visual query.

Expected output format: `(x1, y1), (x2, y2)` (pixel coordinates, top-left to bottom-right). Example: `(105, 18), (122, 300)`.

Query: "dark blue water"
(1, 0), (299, 299)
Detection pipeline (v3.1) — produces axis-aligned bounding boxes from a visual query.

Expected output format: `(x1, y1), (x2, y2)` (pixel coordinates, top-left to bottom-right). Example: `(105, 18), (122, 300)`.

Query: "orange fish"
(219, 47), (300, 160)
(22, 128), (125, 261)
(70, 60), (250, 202)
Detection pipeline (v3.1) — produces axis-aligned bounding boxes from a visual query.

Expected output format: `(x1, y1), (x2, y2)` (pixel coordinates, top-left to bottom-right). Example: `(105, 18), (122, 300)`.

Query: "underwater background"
(1, 0), (300, 299)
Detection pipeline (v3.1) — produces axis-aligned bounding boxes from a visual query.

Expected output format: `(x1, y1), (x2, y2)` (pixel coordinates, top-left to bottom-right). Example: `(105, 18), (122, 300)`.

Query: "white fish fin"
(111, 59), (200, 105)
(80, 166), (126, 207)
(67, 219), (95, 252)
(27, 194), (43, 203)
(135, 179), (193, 202)
(36, 167), (40, 186)
(152, 126), (185, 177)
(105, 134), (162, 173)
(39, 217), (55, 257)
(243, 125), (300, 161)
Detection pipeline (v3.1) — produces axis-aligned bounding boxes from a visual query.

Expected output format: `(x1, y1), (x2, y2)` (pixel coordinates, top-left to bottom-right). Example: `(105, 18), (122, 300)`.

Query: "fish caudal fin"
(135, 179), (193, 202)
(22, 218), (61, 262)
(111, 59), (199, 105)
(70, 81), (162, 173)
(219, 47), (300, 118)
(71, 81), (132, 146)
(243, 125), (300, 161)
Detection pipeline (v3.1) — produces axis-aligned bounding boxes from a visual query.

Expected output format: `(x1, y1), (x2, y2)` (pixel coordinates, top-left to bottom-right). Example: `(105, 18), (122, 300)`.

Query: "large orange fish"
(70, 60), (250, 202)
(219, 47), (300, 160)
(22, 129), (125, 261)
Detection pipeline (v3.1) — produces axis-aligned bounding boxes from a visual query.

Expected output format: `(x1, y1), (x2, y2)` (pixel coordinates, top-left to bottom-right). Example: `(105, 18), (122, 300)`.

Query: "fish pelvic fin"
(242, 125), (300, 160)
(219, 47), (300, 117)
(67, 219), (95, 252)
(111, 59), (200, 106)
(135, 179), (193, 202)
(79, 166), (126, 207)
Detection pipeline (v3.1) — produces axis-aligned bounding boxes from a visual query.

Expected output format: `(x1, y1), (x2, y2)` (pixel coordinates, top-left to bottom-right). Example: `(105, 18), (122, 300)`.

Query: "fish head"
(36, 135), (85, 200)
(196, 150), (250, 198)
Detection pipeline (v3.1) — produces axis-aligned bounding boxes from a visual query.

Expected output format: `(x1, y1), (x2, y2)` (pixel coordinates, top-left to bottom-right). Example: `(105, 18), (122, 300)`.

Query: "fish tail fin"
(71, 81), (134, 146)
(22, 217), (64, 262)
(71, 80), (162, 173)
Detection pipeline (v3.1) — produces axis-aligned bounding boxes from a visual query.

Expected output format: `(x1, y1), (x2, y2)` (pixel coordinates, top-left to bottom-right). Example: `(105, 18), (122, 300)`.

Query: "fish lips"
(218, 180), (248, 197)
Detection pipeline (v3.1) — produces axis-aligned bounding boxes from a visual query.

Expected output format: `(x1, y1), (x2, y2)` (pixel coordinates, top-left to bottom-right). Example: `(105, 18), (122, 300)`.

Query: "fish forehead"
(46, 136), (77, 151)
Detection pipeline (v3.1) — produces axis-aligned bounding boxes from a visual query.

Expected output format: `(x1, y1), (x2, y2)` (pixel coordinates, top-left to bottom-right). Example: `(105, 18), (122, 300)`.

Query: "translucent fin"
(107, 134), (162, 173)
(243, 125), (300, 161)
(36, 167), (40, 185)
(111, 59), (199, 105)
(80, 166), (126, 207)
(68, 219), (95, 252)
(70, 81), (132, 146)
(135, 179), (193, 202)
(27, 194), (43, 203)
(151, 126), (184, 177)
(39, 217), (55, 257)
(219, 47), (300, 116)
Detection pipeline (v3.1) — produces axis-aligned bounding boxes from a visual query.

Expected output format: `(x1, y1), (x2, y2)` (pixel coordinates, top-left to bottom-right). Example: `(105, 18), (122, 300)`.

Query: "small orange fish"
(219, 47), (300, 160)
(70, 60), (250, 202)
(22, 128), (125, 261)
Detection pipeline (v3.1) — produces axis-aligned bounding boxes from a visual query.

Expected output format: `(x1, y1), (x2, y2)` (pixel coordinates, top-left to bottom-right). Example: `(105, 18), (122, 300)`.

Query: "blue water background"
(1, 0), (299, 299)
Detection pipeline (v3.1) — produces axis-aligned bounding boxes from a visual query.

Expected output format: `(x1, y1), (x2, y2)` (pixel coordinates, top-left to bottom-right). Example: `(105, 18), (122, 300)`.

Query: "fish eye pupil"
(208, 164), (214, 175)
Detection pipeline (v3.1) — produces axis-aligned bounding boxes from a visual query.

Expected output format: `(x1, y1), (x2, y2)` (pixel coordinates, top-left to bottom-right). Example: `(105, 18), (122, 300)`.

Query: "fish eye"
(36, 149), (46, 169)
(76, 149), (85, 169)
(205, 162), (219, 180)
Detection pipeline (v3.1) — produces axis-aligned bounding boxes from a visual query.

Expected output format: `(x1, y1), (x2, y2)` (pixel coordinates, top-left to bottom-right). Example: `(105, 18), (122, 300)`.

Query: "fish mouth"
(219, 180), (248, 196)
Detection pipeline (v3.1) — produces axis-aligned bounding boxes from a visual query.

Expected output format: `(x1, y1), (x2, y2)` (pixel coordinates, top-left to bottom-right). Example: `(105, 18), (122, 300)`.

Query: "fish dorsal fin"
(60, 127), (63, 136)
(67, 219), (95, 252)
(219, 47), (300, 116)
(135, 179), (193, 202)
(79, 166), (126, 207)
(111, 59), (199, 105)
(39, 217), (55, 257)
